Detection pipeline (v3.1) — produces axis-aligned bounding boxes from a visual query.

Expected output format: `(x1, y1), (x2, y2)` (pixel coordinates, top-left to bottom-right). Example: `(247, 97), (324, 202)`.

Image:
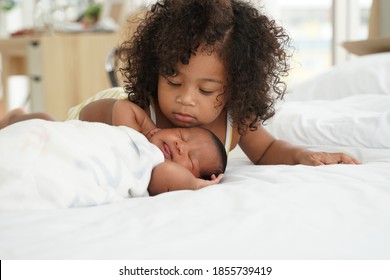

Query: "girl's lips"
(173, 112), (195, 123)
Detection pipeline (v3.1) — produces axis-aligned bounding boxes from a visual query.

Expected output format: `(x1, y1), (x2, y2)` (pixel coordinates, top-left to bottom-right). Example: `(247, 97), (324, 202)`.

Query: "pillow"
(266, 95), (390, 149)
(287, 52), (390, 101)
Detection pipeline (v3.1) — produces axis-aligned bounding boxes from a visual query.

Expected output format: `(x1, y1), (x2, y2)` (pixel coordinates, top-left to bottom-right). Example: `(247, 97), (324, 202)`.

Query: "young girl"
(1, 0), (360, 166)
(77, 0), (360, 166)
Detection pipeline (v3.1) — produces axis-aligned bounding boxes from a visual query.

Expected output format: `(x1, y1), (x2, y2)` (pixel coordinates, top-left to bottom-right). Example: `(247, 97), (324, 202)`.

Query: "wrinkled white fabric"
(267, 95), (390, 148)
(0, 120), (164, 210)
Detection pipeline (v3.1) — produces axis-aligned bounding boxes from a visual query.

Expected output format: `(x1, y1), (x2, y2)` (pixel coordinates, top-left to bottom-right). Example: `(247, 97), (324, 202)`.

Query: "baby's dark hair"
(200, 128), (227, 181)
(119, 0), (291, 135)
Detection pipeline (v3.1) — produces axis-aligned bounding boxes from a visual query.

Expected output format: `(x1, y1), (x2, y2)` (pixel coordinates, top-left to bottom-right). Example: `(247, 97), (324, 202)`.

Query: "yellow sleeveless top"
(66, 87), (127, 121)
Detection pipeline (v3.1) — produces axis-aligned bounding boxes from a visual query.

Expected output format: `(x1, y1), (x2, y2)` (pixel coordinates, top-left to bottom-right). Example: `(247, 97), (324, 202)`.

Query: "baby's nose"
(175, 140), (185, 154)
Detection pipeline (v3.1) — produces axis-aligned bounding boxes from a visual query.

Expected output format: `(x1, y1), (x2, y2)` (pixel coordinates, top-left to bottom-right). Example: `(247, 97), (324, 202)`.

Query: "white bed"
(1, 53), (390, 260)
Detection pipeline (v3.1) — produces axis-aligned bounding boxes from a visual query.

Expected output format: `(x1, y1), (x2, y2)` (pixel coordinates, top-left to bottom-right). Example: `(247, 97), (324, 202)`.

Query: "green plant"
(84, 3), (101, 22)
(0, 0), (16, 12)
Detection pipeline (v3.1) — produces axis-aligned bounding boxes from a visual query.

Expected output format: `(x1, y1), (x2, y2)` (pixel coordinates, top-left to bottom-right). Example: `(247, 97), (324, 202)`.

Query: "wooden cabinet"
(0, 32), (119, 120)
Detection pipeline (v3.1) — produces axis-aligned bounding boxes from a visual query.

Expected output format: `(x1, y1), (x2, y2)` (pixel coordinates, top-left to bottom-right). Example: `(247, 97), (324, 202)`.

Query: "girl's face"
(149, 127), (221, 178)
(157, 51), (226, 128)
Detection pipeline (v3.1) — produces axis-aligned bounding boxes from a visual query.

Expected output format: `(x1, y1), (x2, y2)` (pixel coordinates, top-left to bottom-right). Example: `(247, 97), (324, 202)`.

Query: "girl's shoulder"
(67, 87), (127, 120)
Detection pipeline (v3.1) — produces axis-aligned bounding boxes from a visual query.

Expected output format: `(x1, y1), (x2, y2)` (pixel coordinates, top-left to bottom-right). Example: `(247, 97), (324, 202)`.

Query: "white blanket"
(0, 120), (164, 210)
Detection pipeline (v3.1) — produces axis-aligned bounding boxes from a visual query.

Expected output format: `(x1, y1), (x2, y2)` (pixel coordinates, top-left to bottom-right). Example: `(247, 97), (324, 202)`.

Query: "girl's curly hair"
(119, 0), (291, 135)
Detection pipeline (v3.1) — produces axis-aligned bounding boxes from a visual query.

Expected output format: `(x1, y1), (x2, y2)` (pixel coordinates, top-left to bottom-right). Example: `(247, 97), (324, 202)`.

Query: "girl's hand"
(196, 173), (224, 189)
(295, 150), (361, 166)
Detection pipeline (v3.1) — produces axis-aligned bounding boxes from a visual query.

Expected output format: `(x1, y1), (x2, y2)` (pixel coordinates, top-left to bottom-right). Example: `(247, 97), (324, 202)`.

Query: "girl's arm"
(148, 161), (224, 196)
(79, 98), (117, 124)
(80, 98), (156, 137)
(239, 125), (360, 165)
(111, 99), (156, 137)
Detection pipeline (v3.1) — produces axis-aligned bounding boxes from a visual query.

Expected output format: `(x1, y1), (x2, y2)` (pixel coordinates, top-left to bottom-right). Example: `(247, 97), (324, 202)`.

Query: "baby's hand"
(196, 173), (224, 189)
(296, 151), (361, 166)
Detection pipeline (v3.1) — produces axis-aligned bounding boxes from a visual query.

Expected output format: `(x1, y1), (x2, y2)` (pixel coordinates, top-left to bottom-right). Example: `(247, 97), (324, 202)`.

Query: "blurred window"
(262, 0), (372, 84)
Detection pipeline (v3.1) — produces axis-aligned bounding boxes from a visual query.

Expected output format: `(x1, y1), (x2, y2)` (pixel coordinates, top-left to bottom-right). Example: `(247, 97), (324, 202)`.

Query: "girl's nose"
(176, 87), (196, 106)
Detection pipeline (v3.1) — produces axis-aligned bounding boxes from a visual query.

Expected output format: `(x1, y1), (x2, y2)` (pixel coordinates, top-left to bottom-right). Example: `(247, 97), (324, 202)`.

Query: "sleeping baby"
(0, 114), (226, 210)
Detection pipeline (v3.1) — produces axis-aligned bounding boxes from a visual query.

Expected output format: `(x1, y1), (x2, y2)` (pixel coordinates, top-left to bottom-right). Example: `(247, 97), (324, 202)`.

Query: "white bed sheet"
(1, 144), (389, 260)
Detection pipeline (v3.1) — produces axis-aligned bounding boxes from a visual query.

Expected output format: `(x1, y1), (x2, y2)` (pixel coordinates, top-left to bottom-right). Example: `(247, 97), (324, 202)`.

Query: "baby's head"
(148, 127), (227, 180)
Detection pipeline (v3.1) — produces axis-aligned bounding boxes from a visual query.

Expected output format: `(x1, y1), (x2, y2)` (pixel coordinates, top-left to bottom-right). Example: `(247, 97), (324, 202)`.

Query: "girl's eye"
(199, 89), (215, 95)
(167, 79), (181, 87)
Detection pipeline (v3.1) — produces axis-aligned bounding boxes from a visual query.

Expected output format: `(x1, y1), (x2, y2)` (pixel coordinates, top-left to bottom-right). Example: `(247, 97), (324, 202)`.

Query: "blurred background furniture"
(104, 47), (119, 87)
(342, 0), (390, 56)
(0, 32), (119, 120)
